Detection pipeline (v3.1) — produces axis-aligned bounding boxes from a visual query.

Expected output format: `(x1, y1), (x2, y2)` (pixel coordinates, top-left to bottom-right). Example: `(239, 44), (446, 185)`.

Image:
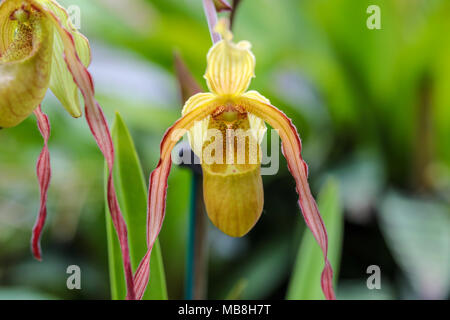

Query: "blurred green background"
(0, 0), (449, 300)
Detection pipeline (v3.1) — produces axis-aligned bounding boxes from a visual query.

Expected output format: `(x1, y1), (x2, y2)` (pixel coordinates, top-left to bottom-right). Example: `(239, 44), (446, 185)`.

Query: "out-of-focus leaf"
(174, 52), (203, 103)
(216, 236), (292, 300)
(332, 150), (385, 223)
(378, 191), (450, 299)
(105, 112), (167, 300)
(0, 287), (57, 300)
(225, 279), (248, 300)
(286, 177), (343, 299)
(336, 281), (395, 300)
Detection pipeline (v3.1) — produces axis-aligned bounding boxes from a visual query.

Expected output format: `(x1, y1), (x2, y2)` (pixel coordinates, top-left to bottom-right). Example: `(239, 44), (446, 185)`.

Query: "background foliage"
(0, 0), (449, 299)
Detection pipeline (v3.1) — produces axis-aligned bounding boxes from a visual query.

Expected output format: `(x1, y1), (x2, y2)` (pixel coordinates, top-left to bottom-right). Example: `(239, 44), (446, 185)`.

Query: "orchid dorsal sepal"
(135, 19), (336, 299)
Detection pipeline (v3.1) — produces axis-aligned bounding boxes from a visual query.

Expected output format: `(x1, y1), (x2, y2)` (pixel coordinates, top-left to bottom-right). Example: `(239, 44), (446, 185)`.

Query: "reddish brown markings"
(212, 104), (246, 118)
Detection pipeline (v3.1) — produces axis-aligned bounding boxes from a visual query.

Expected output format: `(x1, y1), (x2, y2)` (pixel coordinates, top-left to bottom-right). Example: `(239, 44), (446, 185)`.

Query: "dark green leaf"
(105, 112), (167, 300)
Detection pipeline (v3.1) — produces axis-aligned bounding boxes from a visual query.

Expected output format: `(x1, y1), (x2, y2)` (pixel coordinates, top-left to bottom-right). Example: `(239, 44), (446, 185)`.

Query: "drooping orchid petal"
(239, 92), (336, 300)
(30, 0), (136, 299)
(31, 105), (51, 261)
(137, 17), (336, 300)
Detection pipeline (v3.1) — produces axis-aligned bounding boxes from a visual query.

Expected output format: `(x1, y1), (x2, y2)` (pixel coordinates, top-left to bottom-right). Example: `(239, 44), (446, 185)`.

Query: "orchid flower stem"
(185, 175), (197, 300)
(185, 172), (209, 300)
(203, 0), (221, 44)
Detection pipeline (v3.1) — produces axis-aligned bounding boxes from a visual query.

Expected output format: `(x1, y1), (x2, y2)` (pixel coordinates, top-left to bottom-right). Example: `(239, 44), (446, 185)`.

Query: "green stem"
(185, 173), (209, 299)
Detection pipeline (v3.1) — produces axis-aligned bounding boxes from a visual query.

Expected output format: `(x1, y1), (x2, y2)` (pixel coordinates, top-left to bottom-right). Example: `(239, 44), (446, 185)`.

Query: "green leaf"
(105, 112), (167, 300)
(225, 279), (248, 300)
(378, 191), (450, 299)
(286, 177), (344, 300)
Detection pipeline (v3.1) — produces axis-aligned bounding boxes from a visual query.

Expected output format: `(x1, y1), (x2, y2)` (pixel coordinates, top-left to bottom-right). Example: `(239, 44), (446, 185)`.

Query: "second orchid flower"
(0, 0), (136, 299)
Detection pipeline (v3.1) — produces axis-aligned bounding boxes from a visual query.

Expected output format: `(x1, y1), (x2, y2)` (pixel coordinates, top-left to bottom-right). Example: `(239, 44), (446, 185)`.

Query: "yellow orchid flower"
(0, 0), (136, 299)
(134, 19), (336, 300)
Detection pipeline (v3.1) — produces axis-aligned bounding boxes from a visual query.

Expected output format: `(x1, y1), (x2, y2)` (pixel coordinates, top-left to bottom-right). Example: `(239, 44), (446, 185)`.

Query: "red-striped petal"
(31, 105), (51, 261)
(32, 1), (136, 300)
(241, 93), (336, 300)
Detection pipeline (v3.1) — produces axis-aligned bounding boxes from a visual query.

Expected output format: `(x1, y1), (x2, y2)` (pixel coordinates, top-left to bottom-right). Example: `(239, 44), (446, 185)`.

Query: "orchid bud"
(213, 0), (232, 12)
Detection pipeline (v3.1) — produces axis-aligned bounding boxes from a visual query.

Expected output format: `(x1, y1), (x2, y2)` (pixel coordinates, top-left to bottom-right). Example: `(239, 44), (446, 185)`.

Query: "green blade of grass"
(286, 177), (344, 300)
(105, 112), (167, 300)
